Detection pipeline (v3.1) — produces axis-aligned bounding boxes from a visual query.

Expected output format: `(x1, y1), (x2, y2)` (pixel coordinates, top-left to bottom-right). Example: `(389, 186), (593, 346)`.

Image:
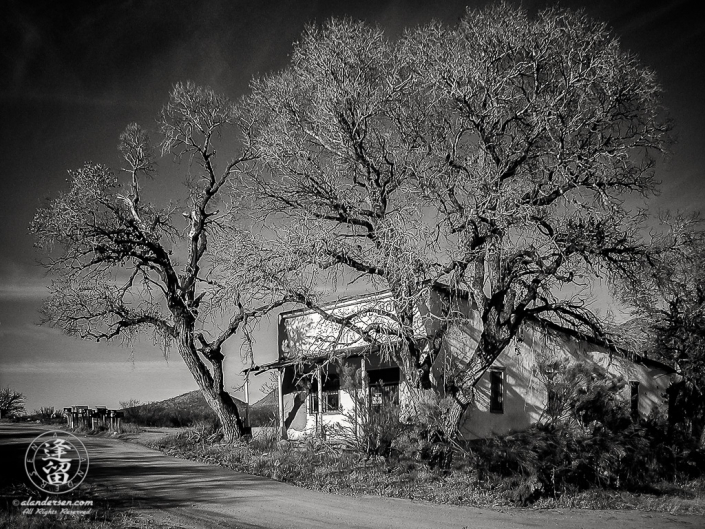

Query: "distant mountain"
(251, 389), (277, 410)
(120, 390), (248, 428)
(159, 389), (246, 410)
(247, 390), (278, 426)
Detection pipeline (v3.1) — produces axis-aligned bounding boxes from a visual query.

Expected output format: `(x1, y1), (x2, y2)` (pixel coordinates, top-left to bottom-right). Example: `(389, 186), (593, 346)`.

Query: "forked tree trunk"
(199, 383), (244, 442)
(176, 323), (245, 442)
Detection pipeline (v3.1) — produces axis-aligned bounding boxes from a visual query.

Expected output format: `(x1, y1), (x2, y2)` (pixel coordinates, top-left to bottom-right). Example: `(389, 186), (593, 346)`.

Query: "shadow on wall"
(462, 367), (537, 440)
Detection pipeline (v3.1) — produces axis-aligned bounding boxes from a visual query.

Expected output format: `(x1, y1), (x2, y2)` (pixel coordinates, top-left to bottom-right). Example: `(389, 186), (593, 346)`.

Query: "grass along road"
(1, 423), (704, 529)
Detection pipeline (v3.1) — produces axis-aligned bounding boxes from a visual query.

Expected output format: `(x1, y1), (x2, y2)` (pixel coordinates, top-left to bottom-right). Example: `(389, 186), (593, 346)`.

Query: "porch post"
(317, 365), (324, 437)
(358, 357), (368, 439)
(360, 357), (368, 408)
(244, 376), (250, 427)
(278, 368), (286, 439)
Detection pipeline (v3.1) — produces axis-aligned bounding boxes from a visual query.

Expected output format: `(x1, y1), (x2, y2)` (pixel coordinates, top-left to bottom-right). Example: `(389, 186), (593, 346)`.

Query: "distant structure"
(64, 406), (123, 431)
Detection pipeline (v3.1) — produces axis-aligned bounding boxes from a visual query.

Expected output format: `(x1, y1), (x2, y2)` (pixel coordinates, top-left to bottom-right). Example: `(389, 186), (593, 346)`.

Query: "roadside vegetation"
(0, 400), (67, 426)
(146, 422), (704, 514)
(145, 370), (705, 514)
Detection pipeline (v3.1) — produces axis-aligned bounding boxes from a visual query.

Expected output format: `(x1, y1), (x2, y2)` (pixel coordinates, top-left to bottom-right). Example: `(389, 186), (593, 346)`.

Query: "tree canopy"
(31, 83), (287, 441)
(621, 215), (705, 444)
(0, 387), (26, 418)
(240, 4), (670, 432)
(32, 4), (672, 439)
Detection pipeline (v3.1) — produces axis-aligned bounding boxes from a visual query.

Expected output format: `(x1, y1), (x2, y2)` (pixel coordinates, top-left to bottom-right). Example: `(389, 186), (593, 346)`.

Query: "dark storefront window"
(490, 369), (504, 414)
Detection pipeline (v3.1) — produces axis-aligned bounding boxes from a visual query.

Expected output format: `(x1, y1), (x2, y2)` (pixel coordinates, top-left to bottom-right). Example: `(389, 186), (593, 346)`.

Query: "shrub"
(469, 382), (705, 500)
(0, 387), (26, 418)
(119, 397), (219, 428)
(144, 414), (705, 512)
(327, 364), (407, 459)
(535, 359), (628, 431)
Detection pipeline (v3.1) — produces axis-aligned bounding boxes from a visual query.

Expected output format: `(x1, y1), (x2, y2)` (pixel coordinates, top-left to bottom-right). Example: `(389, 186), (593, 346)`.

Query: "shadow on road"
(86, 436), (283, 510)
(0, 424), (46, 491)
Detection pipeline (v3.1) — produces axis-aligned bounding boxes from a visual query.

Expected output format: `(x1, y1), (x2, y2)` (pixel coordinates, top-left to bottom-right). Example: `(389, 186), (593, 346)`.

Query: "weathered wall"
(295, 391), (357, 439)
(279, 290), (673, 440)
(282, 393), (308, 433)
(455, 323), (673, 439)
(279, 291), (426, 361)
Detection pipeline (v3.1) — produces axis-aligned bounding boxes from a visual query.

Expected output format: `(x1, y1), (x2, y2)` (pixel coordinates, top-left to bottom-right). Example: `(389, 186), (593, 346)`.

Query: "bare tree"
(242, 5), (670, 434)
(0, 387), (26, 418)
(31, 82), (286, 441)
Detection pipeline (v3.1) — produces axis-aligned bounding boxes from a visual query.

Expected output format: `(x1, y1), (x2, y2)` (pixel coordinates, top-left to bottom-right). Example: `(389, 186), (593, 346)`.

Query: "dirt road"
(1, 424), (704, 528)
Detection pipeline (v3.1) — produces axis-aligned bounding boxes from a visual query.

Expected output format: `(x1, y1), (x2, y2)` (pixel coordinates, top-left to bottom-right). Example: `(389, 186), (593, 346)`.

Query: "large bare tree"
(31, 83), (285, 441)
(241, 5), (670, 434)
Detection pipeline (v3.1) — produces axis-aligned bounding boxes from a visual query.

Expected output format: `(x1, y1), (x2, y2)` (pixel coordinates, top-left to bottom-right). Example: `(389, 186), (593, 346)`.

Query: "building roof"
(528, 315), (673, 373)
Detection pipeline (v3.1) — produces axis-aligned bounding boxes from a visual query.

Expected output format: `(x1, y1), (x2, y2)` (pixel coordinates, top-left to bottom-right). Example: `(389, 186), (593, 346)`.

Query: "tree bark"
(176, 321), (245, 442)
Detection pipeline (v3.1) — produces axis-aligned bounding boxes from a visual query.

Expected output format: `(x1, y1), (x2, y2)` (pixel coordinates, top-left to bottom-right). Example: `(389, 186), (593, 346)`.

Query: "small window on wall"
(309, 391), (340, 414)
(489, 369), (504, 414)
(546, 389), (560, 419)
(630, 381), (640, 419)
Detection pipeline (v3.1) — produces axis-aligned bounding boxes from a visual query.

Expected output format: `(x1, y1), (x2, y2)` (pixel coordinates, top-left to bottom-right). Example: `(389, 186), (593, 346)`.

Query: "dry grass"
(145, 428), (705, 514)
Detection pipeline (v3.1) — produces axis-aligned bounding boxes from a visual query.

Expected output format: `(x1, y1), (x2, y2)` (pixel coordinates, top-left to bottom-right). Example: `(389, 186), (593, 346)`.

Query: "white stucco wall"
(456, 324), (673, 439)
(278, 291), (673, 441)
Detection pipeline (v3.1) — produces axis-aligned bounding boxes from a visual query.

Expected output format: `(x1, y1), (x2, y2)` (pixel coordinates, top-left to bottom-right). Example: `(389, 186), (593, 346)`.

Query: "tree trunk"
(200, 384), (244, 442)
(176, 322), (244, 442)
(443, 391), (472, 437)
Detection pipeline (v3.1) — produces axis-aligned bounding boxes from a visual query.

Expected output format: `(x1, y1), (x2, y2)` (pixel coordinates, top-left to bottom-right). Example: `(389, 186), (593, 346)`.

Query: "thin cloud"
(0, 359), (175, 375)
(0, 283), (48, 300)
(0, 323), (60, 339)
(0, 91), (153, 109)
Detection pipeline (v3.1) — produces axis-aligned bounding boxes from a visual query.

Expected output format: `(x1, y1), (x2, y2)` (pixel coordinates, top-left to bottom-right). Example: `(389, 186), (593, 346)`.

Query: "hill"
(121, 390), (244, 428)
(251, 389), (277, 410)
(122, 389), (276, 428)
(247, 389), (278, 426)
(160, 389), (246, 410)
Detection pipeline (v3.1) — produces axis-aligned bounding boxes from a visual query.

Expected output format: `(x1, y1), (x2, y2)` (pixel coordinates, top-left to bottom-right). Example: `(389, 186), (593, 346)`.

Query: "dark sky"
(1, 0), (703, 412)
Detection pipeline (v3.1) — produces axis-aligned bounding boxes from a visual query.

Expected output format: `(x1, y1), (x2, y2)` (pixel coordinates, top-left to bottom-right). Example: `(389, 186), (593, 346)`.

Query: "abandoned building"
(246, 290), (674, 440)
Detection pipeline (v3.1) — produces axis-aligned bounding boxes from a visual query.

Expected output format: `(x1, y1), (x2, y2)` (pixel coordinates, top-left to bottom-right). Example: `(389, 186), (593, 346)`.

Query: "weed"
(143, 425), (705, 514)
(134, 363), (705, 513)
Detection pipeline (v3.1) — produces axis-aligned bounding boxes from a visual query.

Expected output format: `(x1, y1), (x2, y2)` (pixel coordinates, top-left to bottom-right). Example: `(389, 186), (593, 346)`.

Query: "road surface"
(1, 423), (703, 528)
